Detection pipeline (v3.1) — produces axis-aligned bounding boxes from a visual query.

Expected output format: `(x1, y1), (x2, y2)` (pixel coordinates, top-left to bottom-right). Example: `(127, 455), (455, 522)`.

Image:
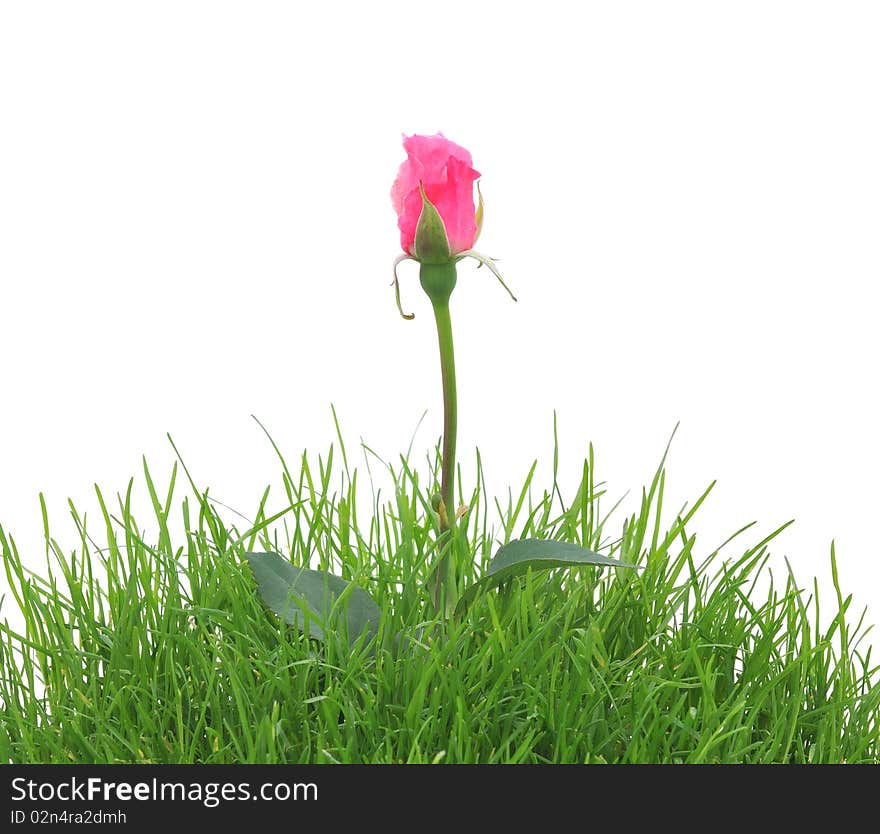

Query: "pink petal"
(390, 133), (481, 256)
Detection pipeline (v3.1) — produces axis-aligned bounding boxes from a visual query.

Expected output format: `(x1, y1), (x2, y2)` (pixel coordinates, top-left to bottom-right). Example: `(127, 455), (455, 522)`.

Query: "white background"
(1, 3), (878, 624)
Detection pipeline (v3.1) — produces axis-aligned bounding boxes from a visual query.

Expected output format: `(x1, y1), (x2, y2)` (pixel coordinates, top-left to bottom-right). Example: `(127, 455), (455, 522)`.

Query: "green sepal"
(413, 183), (452, 265)
(473, 181), (484, 246)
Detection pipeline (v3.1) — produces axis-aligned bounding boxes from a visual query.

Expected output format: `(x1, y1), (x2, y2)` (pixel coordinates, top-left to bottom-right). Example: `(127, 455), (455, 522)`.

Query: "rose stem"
(431, 299), (457, 530)
(419, 261), (459, 612)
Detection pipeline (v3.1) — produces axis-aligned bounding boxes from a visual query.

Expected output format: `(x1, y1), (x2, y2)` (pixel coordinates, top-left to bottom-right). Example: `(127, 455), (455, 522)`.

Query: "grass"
(1, 420), (879, 764)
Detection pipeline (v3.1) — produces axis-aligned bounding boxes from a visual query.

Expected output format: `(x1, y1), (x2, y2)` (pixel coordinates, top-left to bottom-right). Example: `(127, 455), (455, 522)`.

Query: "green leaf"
(488, 538), (633, 576)
(244, 551), (381, 645)
(456, 538), (637, 614)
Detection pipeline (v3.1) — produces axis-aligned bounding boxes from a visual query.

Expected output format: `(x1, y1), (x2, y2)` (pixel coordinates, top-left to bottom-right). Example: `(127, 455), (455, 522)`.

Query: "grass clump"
(1, 426), (878, 763)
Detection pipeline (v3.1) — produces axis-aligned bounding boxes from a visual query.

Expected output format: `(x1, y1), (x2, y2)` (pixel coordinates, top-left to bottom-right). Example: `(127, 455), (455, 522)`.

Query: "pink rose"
(391, 133), (481, 258)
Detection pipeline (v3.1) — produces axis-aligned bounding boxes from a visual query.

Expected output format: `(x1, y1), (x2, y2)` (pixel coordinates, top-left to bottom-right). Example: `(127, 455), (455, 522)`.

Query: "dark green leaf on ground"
(457, 537), (637, 614)
(244, 551), (381, 644)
